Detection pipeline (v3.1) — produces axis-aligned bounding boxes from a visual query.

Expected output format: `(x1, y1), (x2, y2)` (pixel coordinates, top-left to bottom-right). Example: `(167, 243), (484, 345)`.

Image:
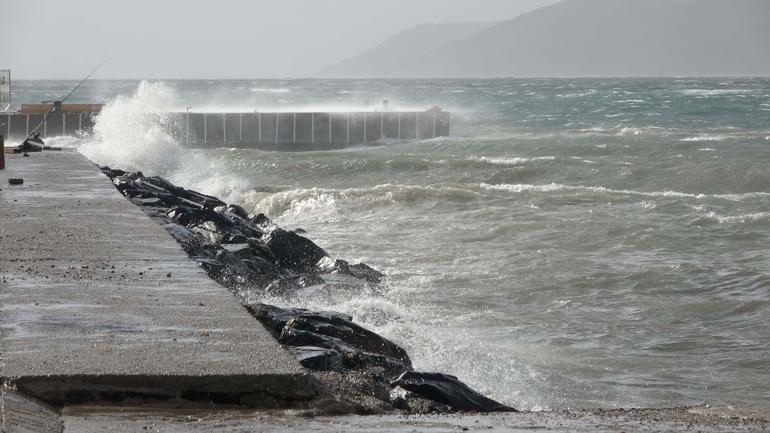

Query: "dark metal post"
(1, 135), (5, 170)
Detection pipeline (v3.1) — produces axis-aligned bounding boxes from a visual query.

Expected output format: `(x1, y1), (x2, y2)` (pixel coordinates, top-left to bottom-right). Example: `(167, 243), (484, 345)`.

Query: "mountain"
(320, 0), (770, 78)
(317, 22), (493, 78)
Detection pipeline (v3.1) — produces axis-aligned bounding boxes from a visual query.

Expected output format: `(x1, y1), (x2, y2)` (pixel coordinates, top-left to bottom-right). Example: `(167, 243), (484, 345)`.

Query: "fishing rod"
(23, 51), (117, 143)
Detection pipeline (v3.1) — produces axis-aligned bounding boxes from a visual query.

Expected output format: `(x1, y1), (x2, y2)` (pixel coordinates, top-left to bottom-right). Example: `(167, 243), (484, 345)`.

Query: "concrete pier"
(0, 151), (313, 408)
(181, 109), (449, 149)
(0, 109), (450, 150)
(1, 112), (96, 141)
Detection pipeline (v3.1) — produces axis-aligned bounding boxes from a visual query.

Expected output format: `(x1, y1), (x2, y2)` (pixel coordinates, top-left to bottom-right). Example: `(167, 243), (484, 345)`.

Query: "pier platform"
(0, 150), (313, 424)
(1, 109), (450, 150)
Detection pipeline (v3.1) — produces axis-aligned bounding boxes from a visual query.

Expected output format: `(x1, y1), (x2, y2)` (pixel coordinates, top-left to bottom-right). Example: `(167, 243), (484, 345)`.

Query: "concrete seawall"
(0, 150), (314, 428)
(180, 110), (450, 149)
(1, 110), (450, 150)
(1, 112), (96, 140)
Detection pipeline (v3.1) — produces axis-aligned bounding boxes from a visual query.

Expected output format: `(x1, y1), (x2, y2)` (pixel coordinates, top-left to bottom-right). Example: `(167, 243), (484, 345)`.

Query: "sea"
(12, 77), (770, 412)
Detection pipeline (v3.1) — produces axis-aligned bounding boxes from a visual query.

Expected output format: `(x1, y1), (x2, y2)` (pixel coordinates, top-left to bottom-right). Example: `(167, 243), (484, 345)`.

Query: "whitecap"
(246, 184), (482, 219)
(556, 89), (598, 98)
(699, 211), (770, 224)
(680, 89), (751, 97)
(617, 127), (641, 136)
(680, 134), (729, 142)
(250, 87), (290, 93)
(472, 156), (555, 166)
(479, 183), (770, 201)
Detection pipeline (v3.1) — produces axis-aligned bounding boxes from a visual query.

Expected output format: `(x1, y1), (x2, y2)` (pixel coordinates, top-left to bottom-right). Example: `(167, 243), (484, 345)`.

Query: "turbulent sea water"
(14, 78), (770, 412)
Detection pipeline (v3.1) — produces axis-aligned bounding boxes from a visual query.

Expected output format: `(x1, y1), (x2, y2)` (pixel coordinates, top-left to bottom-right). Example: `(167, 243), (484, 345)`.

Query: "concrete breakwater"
(1, 111), (96, 140)
(1, 109), (450, 149)
(99, 165), (514, 415)
(178, 109), (450, 149)
(0, 150), (507, 431)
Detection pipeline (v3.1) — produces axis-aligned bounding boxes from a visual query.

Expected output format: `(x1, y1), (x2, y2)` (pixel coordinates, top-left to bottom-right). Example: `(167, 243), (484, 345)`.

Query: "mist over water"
(24, 78), (770, 411)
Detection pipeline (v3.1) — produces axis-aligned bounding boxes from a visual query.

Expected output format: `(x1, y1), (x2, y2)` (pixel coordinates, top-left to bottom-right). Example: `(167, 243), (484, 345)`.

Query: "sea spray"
(79, 81), (182, 174)
(78, 81), (253, 202)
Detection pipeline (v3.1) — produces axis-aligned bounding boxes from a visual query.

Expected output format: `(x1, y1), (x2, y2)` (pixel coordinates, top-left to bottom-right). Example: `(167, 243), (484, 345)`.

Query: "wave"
(78, 81), (183, 175)
(680, 89), (751, 97)
(76, 81), (255, 203)
(470, 156), (556, 166)
(695, 211), (770, 225)
(250, 87), (290, 93)
(680, 134), (730, 142)
(480, 183), (770, 201)
(245, 184), (482, 218)
(556, 89), (598, 98)
(617, 127), (641, 136)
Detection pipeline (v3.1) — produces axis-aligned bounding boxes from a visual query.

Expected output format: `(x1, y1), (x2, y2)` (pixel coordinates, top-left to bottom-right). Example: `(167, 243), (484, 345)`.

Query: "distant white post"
(186, 107), (191, 145)
(433, 112), (437, 138)
(222, 113), (227, 144)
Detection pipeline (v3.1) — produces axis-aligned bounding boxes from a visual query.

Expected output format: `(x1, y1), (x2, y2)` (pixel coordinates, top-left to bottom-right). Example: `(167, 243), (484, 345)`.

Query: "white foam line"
(480, 183), (770, 201)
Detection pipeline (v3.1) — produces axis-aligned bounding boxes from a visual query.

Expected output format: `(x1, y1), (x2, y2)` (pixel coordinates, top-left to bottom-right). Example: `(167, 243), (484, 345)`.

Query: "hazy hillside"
(322, 0), (770, 77)
(318, 22), (492, 78)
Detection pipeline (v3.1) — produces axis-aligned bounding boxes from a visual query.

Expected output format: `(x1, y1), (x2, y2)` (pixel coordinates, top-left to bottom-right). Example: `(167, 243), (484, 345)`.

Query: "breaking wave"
(480, 183), (770, 201)
(470, 156), (556, 166)
(78, 81), (183, 174)
(680, 134), (730, 142)
(243, 184), (482, 219)
(680, 89), (752, 97)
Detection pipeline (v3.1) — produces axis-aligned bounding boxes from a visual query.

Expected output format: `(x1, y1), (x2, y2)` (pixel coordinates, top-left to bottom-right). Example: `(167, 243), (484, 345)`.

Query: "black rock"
(264, 228), (329, 274)
(316, 257), (384, 284)
(288, 346), (345, 371)
(248, 304), (411, 377)
(389, 386), (452, 414)
(226, 204), (250, 220)
(248, 304), (352, 338)
(390, 371), (516, 413)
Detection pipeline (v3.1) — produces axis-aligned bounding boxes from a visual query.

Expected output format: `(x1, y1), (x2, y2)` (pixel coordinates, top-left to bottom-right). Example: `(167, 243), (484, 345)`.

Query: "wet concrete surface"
(0, 151), (312, 404)
(0, 388), (62, 433)
(61, 406), (768, 433)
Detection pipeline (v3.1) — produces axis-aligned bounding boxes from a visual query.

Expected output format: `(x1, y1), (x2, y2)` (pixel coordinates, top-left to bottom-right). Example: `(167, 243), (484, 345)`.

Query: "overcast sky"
(3, 0), (559, 79)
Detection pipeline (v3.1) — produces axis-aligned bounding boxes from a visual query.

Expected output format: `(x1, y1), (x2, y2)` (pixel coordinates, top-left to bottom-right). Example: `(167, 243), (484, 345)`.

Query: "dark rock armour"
(100, 166), (514, 414)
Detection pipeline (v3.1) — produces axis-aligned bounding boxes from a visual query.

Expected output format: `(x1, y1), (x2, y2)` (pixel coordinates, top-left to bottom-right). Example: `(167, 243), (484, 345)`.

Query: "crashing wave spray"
(79, 81), (183, 174)
(77, 81), (253, 202)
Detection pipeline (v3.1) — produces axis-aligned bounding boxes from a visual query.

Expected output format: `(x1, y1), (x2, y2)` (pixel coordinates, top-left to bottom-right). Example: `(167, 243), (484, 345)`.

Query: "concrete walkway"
(0, 150), (312, 409)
